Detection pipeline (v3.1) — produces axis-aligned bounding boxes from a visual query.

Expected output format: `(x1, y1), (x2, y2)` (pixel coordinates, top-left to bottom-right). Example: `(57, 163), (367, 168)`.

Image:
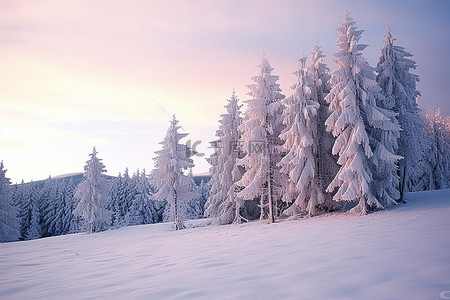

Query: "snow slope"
(1, 189), (449, 299)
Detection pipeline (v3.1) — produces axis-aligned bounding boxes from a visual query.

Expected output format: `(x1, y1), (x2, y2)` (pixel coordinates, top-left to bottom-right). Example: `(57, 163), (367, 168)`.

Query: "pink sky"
(1, 0), (449, 183)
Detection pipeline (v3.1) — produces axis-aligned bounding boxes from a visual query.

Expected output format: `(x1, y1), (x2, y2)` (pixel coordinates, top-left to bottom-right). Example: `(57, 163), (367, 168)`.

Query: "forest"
(1, 13), (449, 243)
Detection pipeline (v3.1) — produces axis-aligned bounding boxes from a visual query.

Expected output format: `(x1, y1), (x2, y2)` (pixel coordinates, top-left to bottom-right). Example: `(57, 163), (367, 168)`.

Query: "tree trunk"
(268, 170), (274, 224)
(174, 186), (180, 230)
(400, 164), (407, 203)
(231, 186), (241, 224)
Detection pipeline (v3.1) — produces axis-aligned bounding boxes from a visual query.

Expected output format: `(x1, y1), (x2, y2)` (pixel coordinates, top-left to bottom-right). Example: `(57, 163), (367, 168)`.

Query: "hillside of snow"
(1, 189), (449, 299)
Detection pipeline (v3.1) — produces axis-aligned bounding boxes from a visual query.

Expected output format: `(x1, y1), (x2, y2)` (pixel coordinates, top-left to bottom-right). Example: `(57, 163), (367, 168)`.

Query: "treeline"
(204, 13), (450, 224)
(0, 164), (209, 242)
(1, 12), (450, 242)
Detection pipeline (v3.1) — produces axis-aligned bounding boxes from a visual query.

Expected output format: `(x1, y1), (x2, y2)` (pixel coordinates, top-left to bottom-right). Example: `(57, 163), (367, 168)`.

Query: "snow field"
(1, 189), (449, 299)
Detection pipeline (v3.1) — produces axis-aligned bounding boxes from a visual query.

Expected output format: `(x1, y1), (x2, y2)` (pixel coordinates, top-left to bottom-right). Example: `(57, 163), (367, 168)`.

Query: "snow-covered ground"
(1, 189), (449, 300)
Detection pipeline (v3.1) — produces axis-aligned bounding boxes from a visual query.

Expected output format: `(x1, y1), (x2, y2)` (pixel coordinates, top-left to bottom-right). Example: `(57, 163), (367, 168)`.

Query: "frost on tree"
(125, 170), (157, 226)
(205, 135), (223, 219)
(205, 91), (244, 224)
(185, 169), (203, 220)
(325, 13), (400, 214)
(19, 184), (42, 240)
(376, 26), (425, 200)
(236, 55), (285, 223)
(279, 54), (323, 217)
(151, 116), (196, 230)
(0, 161), (19, 243)
(109, 169), (136, 228)
(420, 108), (450, 190)
(73, 148), (112, 233)
(309, 41), (340, 211)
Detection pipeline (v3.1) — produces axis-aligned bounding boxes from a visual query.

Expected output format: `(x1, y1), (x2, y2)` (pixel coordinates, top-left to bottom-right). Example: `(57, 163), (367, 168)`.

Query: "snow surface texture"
(1, 189), (449, 299)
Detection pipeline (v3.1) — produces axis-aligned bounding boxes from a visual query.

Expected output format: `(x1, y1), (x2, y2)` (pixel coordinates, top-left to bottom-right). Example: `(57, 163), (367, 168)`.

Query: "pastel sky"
(1, 0), (449, 183)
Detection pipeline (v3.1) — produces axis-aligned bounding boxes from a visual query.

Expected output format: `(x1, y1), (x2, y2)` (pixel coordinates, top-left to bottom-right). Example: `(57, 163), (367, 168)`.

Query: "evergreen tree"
(325, 13), (400, 214)
(125, 170), (157, 226)
(376, 25), (426, 200)
(236, 55), (285, 223)
(420, 108), (450, 190)
(197, 179), (210, 216)
(205, 137), (223, 219)
(23, 184), (41, 240)
(13, 181), (29, 240)
(108, 173), (122, 227)
(0, 161), (19, 242)
(151, 116), (196, 230)
(205, 91), (244, 224)
(279, 54), (322, 216)
(39, 179), (57, 237)
(73, 147), (112, 233)
(48, 181), (66, 236)
(310, 41), (339, 211)
(185, 169), (203, 220)
(111, 168), (135, 227)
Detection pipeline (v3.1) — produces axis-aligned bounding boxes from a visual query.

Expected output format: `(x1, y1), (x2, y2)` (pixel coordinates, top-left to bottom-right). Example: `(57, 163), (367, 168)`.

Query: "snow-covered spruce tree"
(39, 178), (57, 237)
(279, 54), (323, 217)
(0, 161), (19, 242)
(73, 147), (112, 233)
(204, 135), (223, 219)
(13, 181), (30, 240)
(376, 26), (426, 200)
(125, 170), (157, 226)
(40, 180), (67, 237)
(151, 115), (196, 230)
(23, 183), (42, 240)
(310, 41), (340, 211)
(205, 91), (244, 224)
(62, 178), (77, 234)
(14, 181), (42, 239)
(197, 179), (210, 215)
(237, 55), (286, 223)
(325, 13), (400, 214)
(49, 181), (67, 236)
(420, 108), (450, 190)
(108, 172), (122, 227)
(185, 169), (203, 220)
(108, 168), (137, 228)
(216, 91), (245, 224)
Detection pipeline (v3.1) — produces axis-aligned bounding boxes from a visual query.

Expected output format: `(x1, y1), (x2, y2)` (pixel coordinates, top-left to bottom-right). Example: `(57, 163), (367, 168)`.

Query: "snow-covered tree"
(376, 25), (426, 200)
(205, 91), (244, 224)
(204, 136), (223, 219)
(151, 116), (196, 230)
(420, 108), (450, 190)
(185, 170), (203, 220)
(73, 147), (112, 233)
(325, 13), (400, 214)
(197, 179), (210, 215)
(49, 182), (67, 236)
(236, 55), (285, 223)
(112, 168), (136, 227)
(61, 179), (79, 234)
(13, 181), (43, 240)
(279, 54), (323, 216)
(13, 181), (29, 239)
(310, 41), (339, 211)
(39, 179), (57, 237)
(125, 170), (157, 226)
(23, 184), (42, 240)
(0, 161), (19, 242)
